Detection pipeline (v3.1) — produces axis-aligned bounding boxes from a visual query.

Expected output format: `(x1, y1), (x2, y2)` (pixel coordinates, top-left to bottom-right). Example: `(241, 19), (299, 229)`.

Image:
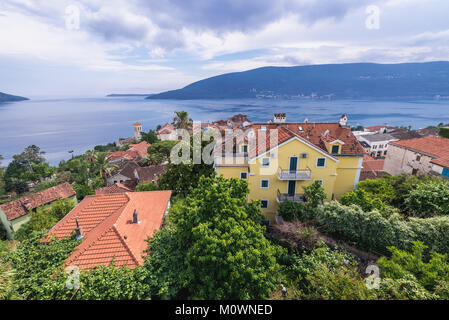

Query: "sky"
(1, 0), (449, 98)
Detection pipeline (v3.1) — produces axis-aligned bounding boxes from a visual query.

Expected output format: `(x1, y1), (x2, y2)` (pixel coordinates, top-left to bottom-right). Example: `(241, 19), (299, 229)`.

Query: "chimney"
(75, 217), (83, 240)
(339, 114), (348, 127)
(304, 118), (309, 123)
(132, 209), (141, 224)
(273, 113), (286, 123)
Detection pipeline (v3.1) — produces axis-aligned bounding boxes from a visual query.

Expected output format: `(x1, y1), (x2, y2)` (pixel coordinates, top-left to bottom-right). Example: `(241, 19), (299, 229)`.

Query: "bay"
(0, 96), (448, 165)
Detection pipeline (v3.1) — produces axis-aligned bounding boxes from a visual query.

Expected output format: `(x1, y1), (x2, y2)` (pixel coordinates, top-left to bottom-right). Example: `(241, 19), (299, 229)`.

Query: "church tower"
(133, 122), (142, 141)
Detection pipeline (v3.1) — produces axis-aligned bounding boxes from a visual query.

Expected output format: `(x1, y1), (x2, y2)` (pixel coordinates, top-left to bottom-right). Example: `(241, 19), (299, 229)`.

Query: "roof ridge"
(111, 225), (140, 266)
(65, 199), (129, 266)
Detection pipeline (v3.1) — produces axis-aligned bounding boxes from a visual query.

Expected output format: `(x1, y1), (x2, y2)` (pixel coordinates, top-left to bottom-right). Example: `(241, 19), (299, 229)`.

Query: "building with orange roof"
(44, 191), (172, 269)
(156, 123), (177, 141)
(384, 136), (449, 178)
(128, 141), (151, 158)
(214, 114), (365, 223)
(0, 182), (77, 239)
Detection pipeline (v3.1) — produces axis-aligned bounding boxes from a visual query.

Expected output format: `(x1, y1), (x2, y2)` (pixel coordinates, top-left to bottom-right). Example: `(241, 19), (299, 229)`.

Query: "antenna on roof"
(132, 209), (141, 224)
(75, 217), (83, 240)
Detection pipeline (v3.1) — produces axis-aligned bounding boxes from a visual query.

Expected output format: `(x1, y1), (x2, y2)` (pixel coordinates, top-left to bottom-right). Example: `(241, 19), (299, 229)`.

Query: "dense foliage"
(315, 201), (449, 255)
(280, 245), (372, 300)
(279, 181), (326, 221)
(145, 175), (284, 299)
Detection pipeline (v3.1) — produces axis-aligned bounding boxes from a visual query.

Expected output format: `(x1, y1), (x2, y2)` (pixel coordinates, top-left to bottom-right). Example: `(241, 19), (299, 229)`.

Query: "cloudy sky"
(1, 0), (448, 97)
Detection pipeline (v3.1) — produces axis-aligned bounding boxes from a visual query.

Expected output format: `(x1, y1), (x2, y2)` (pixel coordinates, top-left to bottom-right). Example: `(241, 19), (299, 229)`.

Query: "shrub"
(279, 201), (306, 221)
(377, 241), (449, 296)
(284, 245), (372, 300)
(315, 202), (449, 255)
(135, 182), (159, 192)
(405, 180), (449, 217)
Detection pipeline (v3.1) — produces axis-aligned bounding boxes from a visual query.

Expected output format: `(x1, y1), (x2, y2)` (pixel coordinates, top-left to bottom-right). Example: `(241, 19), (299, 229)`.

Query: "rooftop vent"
(132, 209), (141, 224)
(74, 217), (83, 240)
(304, 118), (309, 123)
(298, 126), (303, 132)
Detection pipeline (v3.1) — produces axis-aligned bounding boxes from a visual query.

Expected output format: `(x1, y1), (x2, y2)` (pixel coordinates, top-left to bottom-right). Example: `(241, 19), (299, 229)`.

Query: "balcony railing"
(277, 189), (307, 203)
(278, 168), (312, 180)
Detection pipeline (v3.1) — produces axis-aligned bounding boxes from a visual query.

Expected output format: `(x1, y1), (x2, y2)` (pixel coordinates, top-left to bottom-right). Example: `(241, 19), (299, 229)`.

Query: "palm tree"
(172, 111), (193, 130)
(96, 153), (117, 180)
(84, 150), (98, 164)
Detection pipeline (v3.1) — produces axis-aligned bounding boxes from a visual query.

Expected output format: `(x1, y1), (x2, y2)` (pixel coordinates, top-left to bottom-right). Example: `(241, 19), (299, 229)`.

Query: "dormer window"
(331, 145), (340, 154)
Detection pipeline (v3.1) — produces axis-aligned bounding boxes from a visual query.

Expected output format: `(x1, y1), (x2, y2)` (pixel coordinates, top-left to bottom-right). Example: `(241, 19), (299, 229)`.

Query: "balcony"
(277, 190), (307, 203)
(278, 168), (312, 180)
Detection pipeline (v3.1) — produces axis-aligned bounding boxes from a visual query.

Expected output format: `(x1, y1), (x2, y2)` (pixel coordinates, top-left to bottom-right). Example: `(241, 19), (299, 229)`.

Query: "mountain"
(147, 62), (449, 100)
(0, 92), (29, 102)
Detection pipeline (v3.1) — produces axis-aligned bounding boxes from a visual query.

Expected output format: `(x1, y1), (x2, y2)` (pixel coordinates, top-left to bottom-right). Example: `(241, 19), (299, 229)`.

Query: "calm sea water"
(0, 97), (448, 165)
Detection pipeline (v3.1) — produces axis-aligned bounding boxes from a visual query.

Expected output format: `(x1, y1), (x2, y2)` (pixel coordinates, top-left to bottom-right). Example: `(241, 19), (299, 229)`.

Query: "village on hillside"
(1, 110), (449, 301)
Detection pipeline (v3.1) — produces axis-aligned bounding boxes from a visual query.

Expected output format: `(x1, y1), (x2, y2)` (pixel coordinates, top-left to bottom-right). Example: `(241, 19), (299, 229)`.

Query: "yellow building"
(214, 114), (365, 223)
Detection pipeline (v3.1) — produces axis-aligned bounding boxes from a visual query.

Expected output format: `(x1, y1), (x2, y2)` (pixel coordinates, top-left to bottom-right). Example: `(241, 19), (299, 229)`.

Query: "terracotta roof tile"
(95, 184), (131, 195)
(0, 182), (76, 221)
(128, 141), (151, 158)
(391, 136), (449, 169)
(45, 191), (171, 269)
(135, 165), (167, 184)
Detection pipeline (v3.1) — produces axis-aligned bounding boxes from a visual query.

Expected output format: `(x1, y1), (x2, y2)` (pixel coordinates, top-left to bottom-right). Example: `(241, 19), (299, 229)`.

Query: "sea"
(0, 96), (448, 165)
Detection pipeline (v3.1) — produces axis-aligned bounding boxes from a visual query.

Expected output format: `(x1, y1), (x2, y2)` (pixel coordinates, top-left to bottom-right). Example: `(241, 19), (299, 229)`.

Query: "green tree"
(146, 176), (284, 299)
(145, 140), (179, 165)
(3, 233), (80, 299)
(377, 241), (449, 294)
(140, 129), (159, 144)
(172, 111), (192, 130)
(135, 182), (159, 191)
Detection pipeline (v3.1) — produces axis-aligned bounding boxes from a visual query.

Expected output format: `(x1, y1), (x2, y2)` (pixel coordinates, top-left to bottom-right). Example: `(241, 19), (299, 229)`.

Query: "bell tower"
(133, 122), (142, 141)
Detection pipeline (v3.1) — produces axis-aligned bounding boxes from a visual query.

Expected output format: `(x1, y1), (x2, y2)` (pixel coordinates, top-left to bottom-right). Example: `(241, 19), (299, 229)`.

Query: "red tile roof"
(135, 165), (167, 184)
(128, 141), (151, 158)
(235, 123), (364, 158)
(105, 150), (141, 162)
(365, 125), (395, 131)
(157, 123), (175, 134)
(391, 136), (449, 169)
(0, 183), (76, 221)
(362, 160), (385, 172)
(95, 184), (132, 195)
(45, 191), (172, 269)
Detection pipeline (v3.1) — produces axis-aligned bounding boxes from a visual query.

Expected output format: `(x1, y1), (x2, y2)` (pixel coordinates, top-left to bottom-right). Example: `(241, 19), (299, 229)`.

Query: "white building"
(358, 133), (399, 158)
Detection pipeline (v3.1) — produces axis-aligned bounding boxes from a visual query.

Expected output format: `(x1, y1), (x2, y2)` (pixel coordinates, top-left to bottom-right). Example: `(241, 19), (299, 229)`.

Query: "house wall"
(0, 195), (77, 239)
(107, 174), (132, 186)
(216, 138), (361, 223)
(158, 132), (177, 141)
(384, 144), (435, 176)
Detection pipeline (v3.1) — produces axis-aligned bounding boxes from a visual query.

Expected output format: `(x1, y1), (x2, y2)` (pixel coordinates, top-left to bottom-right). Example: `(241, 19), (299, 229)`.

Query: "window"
(241, 145), (248, 153)
(416, 155), (421, 161)
(240, 172), (248, 180)
(262, 157), (270, 167)
(331, 145), (339, 154)
(384, 151), (387, 155)
(260, 179), (269, 189)
(260, 200), (269, 209)
(316, 158), (326, 168)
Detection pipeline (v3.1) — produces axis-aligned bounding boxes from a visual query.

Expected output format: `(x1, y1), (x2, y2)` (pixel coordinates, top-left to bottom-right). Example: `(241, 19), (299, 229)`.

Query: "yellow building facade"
(214, 118), (364, 223)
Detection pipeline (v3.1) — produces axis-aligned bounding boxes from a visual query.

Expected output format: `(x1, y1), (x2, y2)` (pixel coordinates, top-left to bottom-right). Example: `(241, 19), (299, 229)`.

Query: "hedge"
(439, 127), (449, 139)
(315, 202), (449, 255)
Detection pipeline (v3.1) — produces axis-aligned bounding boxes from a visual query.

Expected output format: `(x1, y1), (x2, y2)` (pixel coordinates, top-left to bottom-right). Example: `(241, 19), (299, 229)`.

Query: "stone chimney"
(273, 113), (286, 123)
(132, 209), (141, 224)
(74, 217), (83, 240)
